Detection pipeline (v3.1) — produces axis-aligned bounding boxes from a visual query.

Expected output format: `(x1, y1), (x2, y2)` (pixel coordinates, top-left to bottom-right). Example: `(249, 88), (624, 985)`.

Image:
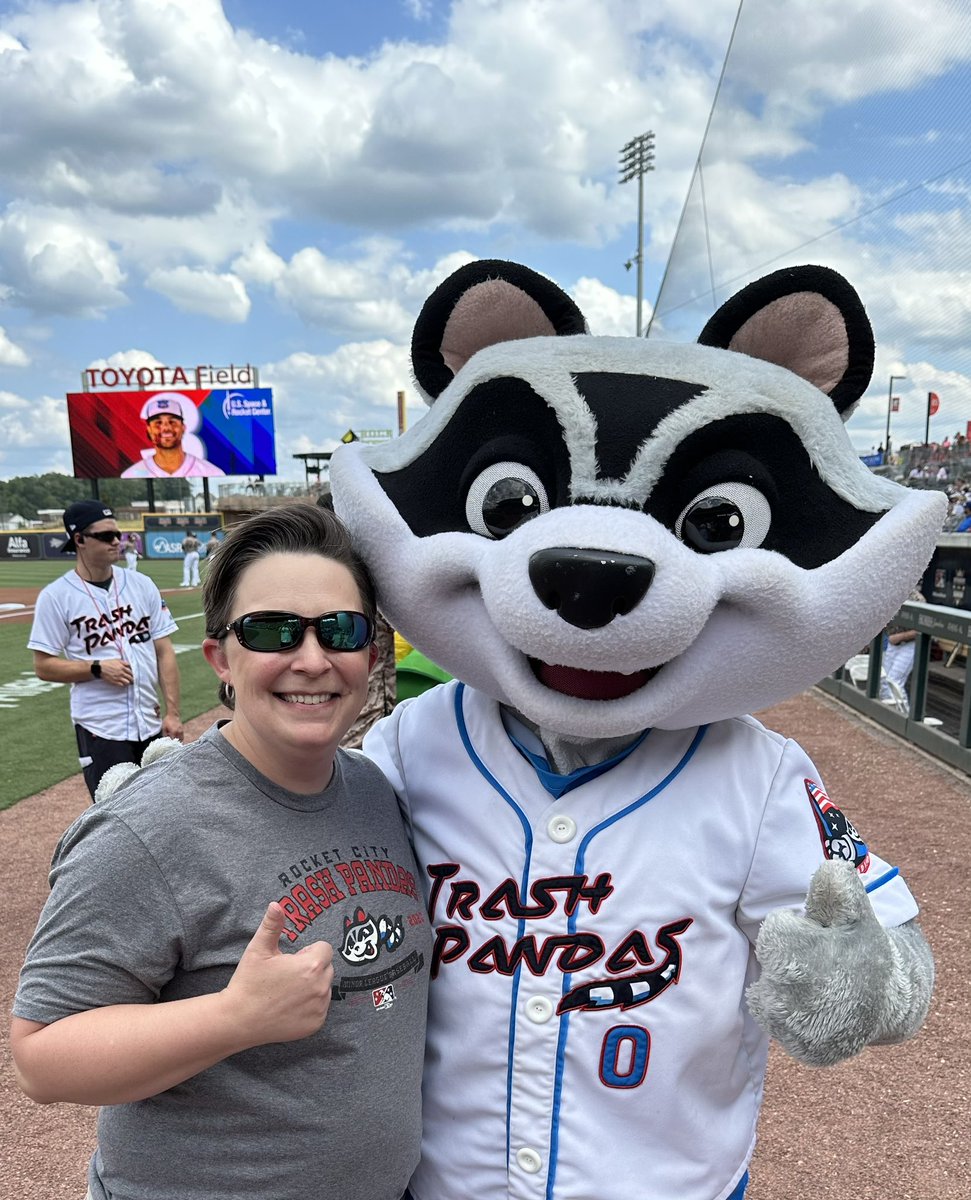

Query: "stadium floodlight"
(619, 132), (656, 336)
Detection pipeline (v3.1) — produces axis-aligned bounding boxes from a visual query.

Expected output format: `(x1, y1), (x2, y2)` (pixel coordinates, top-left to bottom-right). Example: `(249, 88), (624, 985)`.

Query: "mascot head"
(331, 259), (944, 739)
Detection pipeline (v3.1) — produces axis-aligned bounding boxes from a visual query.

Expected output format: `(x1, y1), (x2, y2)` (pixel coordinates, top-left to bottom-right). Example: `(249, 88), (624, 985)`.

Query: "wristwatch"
(90, 660), (102, 679)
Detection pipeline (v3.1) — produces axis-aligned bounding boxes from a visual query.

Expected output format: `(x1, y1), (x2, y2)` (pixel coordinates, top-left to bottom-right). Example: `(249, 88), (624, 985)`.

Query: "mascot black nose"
(528, 548), (655, 630)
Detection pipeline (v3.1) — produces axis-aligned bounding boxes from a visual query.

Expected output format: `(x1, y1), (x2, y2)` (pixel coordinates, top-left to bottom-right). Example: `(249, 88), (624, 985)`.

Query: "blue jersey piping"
(864, 865), (899, 892)
(453, 683), (533, 1169)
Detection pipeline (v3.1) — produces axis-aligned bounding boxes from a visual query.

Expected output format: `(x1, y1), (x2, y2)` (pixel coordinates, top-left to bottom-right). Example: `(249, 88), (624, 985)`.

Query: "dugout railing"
(819, 600), (971, 775)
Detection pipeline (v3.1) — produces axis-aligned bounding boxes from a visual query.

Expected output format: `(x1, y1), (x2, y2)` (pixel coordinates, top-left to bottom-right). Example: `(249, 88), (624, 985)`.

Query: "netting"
(649, 0), (971, 464)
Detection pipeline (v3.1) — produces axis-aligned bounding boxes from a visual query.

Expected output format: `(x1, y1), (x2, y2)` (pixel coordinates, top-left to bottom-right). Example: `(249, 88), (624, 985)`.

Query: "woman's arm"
(10, 903), (333, 1106)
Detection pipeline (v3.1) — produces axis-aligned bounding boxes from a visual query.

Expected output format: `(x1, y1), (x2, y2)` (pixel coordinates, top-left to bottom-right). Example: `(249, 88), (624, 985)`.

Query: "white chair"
(844, 655), (872, 690)
(842, 654), (942, 725)
(844, 654), (907, 713)
(879, 674), (909, 716)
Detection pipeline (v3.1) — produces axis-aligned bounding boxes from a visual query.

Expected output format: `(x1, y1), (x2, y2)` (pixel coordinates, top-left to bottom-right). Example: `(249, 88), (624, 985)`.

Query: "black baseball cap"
(61, 500), (116, 552)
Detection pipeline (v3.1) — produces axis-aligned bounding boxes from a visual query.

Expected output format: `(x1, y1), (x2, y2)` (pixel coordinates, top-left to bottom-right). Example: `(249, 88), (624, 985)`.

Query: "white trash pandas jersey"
(28, 565), (178, 742)
(364, 682), (917, 1200)
(334, 259), (942, 1200)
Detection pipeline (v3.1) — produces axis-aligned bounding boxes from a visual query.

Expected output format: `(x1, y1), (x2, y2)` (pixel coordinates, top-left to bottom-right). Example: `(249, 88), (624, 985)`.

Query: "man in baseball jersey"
(120, 394), (225, 479)
(180, 530), (202, 587)
(29, 500), (184, 799)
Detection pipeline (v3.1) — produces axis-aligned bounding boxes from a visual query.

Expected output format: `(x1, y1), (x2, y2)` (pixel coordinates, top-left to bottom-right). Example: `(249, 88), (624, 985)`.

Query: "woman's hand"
(222, 902), (334, 1046)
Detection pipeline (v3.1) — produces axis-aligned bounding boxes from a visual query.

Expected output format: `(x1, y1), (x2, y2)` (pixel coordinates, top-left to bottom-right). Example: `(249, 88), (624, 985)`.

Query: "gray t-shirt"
(14, 723), (431, 1200)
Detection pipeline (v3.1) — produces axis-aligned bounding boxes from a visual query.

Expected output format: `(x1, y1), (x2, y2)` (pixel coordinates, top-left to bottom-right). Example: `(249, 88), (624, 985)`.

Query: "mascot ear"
(411, 259), (588, 400)
(697, 265), (874, 417)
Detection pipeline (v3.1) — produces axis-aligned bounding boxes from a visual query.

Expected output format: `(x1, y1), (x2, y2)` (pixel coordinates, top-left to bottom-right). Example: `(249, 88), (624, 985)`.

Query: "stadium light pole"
(886, 373), (906, 458)
(619, 131), (655, 337)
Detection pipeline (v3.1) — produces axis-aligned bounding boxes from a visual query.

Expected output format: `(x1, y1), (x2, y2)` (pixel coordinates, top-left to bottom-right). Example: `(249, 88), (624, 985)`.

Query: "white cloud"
(146, 265), (251, 322)
(0, 0), (736, 249)
(724, 0), (971, 110)
(85, 348), (163, 371)
(0, 391), (71, 463)
(0, 204), (127, 317)
(238, 243), (474, 340)
(571, 276), (640, 337)
(0, 327), (30, 367)
(271, 248), (412, 336)
(263, 339), (414, 468)
(232, 240), (286, 287)
(2, 0), (968, 261)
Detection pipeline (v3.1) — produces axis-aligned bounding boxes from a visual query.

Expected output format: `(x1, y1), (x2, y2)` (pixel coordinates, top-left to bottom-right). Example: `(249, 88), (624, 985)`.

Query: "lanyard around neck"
(75, 568), (124, 649)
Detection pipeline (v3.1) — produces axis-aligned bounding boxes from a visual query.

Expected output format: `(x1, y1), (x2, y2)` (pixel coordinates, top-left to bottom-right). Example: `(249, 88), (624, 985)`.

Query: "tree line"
(0, 473), (191, 524)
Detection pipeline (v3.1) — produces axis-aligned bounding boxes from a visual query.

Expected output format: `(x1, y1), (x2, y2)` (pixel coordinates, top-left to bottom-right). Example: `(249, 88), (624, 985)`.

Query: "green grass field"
(0, 560), (221, 809)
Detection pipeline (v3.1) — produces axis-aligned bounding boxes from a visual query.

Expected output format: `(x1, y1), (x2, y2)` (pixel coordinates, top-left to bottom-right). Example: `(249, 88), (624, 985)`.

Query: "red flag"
(928, 392), (940, 416)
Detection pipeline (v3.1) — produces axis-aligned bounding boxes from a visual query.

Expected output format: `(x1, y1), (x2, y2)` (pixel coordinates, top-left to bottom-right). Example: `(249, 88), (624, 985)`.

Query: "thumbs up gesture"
(223, 902), (334, 1048)
(745, 861), (894, 1066)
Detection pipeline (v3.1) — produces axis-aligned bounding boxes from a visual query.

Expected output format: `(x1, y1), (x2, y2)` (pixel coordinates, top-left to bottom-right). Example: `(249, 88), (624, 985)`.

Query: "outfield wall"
(0, 513), (224, 563)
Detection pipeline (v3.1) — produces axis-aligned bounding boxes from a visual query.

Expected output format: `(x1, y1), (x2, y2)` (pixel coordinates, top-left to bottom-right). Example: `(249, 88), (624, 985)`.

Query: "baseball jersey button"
(516, 1147), (543, 1174)
(547, 814), (577, 843)
(525, 995), (555, 1023)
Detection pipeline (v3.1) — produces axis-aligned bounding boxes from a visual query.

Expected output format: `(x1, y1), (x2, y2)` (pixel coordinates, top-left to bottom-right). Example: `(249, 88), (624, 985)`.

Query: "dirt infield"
(0, 692), (968, 1198)
(0, 586), (38, 624)
(0, 587), (37, 605)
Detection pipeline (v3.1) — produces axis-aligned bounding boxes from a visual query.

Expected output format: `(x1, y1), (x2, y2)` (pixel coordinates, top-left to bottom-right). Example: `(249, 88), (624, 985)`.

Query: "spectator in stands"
(881, 587), (925, 708)
(956, 503), (971, 534)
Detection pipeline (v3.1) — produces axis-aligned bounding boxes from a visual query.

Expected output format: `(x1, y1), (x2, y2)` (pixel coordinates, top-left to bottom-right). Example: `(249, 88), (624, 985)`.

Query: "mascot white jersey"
(329, 260), (945, 1200)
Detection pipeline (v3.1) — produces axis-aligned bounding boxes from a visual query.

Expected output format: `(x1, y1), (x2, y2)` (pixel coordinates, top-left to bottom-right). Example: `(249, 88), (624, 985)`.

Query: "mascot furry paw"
(93, 737), (183, 802)
(330, 259), (944, 1200)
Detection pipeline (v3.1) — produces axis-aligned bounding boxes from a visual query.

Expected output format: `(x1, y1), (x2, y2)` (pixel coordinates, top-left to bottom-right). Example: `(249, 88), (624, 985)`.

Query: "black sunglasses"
(219, 610), (375, 653)
(84, 530), (122, 544)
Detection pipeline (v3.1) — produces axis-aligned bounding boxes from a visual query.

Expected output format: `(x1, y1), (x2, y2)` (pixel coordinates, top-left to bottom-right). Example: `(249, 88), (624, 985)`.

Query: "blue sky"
(1, 0), (970, 490)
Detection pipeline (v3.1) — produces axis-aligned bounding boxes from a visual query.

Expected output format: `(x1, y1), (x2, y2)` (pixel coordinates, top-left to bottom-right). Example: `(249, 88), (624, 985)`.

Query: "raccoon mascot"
(329, 260), (944, 1200)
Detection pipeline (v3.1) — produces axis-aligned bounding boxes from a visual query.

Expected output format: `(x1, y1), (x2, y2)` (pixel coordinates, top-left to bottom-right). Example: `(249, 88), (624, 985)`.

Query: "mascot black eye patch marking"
(647, 414), (885, 569)
(573, 373), (707, 481)
(375, 378), (570, 537)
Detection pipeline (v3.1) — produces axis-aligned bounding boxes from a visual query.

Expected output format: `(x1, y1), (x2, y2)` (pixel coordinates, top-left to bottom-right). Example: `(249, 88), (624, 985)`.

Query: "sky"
(1, 0), (970, 492)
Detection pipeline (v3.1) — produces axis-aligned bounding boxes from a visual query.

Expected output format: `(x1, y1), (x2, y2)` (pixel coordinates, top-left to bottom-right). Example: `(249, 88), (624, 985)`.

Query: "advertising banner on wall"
(924, 549), (971, 612)
(143, 514), (224, 560)
(0, 532), (42, 560)
(41, 532), (70, 558)
(65, 388), (276, 480)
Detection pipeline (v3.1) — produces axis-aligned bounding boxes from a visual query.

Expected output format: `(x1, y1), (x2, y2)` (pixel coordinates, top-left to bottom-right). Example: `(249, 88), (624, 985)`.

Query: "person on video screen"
(121, 393), (225, 479)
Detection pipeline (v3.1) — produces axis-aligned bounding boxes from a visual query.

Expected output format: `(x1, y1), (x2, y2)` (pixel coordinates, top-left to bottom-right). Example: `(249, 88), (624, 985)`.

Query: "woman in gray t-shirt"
(12, 504), (430, 1200)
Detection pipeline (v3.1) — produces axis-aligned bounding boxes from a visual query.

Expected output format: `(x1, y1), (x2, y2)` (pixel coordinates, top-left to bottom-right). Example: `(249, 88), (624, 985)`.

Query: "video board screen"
(65, 389), (276, 479)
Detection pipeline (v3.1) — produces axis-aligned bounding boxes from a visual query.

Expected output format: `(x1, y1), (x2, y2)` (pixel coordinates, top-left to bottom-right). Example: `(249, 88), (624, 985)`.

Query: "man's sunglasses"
(83, 531), (122, 544)
(218, 610), (374, 653)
